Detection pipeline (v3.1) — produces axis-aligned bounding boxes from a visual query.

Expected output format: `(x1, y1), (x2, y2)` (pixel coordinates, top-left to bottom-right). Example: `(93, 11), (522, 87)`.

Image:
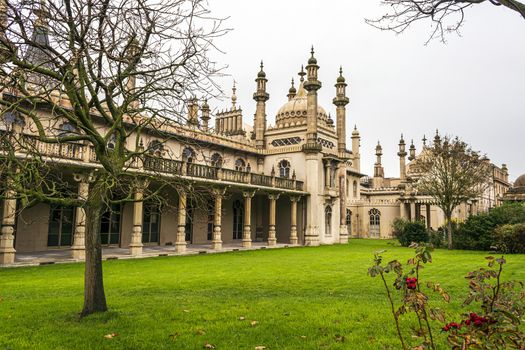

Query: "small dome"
(514, 174), (525, 188)
(275, 80), (329, 128)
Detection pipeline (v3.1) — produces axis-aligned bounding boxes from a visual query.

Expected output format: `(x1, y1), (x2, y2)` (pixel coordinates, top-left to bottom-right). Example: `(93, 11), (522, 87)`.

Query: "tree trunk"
(447, 216), (453, 250)
(80, 181), (108, 317)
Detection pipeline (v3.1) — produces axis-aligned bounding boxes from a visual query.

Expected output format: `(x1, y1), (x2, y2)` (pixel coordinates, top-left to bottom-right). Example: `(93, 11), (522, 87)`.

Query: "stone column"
(212, 188), (225, 250)
(71, 174), (92, 260)
(0, 182), (17, 265)
(410, 201), (416, 222)
(242, 191), (255, 248)
(290, 196), (300, 245)
(399, 201), (407, 220)
(175, 191), (187, 253)
(426, 203), (431, 229)
(268, 193), (279, 246)
(324, 161), (331, 188)
(338, 165), (348, 244)
(129, 190), (144, 256)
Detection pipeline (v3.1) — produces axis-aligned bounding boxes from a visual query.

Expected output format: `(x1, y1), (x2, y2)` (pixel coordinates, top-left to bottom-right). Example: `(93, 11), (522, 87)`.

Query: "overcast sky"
(207, 1), (525, 182)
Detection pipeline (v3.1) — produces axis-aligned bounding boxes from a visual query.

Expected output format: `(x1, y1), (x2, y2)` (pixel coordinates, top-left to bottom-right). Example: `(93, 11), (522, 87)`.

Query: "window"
(233, 200), (244, 239)
(210, 153), (223, 168)
(369, 208), (381, 238)
(207, 200), (214, 240)
(47, 205), (75, 247)
(108, 134), (117, 150)
(58, 122), (77, 136)
(100, 204), (121, 245)
(353, 180), (358, 198)
(278, 160), (291, 178)
(142, 202), (160, 244)
(148, 140), (164, 157)
(235, 158), (246, 172)
(182, 147), (195, 163)
(325, 205), (332, 236)
(346, 209), (352, 236)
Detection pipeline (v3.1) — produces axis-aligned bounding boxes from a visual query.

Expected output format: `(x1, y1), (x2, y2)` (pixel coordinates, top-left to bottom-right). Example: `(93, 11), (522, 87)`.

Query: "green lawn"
(1, 240), (524, 350)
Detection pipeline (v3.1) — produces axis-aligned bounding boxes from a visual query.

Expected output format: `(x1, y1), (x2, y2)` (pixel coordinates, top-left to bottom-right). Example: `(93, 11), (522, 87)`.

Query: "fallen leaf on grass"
(300, 335), (307, 339)
(168, 332), (179, 341)
(104, 333), (118, 339)
(238, 316), (245, 320)
(203, 342), (216, 349)
(183, 309), (190, 313)
(250, 320), (258, 327)
(255, 346), (266, 350)
(196, 329), (206, 335)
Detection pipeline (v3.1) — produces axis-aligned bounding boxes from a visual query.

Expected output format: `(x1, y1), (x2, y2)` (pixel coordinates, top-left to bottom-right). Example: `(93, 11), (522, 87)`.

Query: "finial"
(422, 134), (427, 146)
(336, 66), (345, 83)
(231, 80), (237, 109)
(298, 65), (306, 82)
(308, 46), (317, 65)
(257, 60), (266, 78)
(260, 60), (264, 70)
(339, 66), (343, 76)
(287, 78), (297, 100)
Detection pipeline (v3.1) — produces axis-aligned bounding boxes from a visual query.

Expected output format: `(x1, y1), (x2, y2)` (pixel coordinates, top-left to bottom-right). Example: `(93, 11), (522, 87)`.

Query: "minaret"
(200, 99), (210, 132)
(351, 125), (361, 172)
(333, 66), (349, 155)
(373, 141), (384, 189)
(287, 78), (296, 101)
(231, 81), (237, 110)
(25, 0), (53, 87)
(187, 97), (199, 127)
(253, 61), (269, 149)
(302, 47), (322, 152)
(434, 129), (441, 145)
(398, 134), (407, 180)
(408, 140), (416, 161)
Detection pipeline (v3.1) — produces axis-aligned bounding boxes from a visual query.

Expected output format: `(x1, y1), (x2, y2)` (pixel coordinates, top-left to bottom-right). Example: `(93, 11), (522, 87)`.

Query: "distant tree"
(368, 0), (525, 43)
(411, 135), (491, 249)
(0, 0), (226, 316)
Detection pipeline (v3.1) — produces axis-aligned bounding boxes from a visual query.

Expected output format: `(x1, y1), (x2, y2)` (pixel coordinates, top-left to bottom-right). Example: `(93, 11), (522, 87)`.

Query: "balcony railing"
(0, 132), (305, 192)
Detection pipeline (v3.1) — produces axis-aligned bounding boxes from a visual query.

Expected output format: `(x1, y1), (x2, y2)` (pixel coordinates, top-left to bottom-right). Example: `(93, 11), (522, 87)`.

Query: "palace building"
(0, 37), (513, 265)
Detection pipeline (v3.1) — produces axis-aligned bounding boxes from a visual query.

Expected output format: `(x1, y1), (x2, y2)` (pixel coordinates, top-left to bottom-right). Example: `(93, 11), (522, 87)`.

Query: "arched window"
(210, 153), (223, 168)
(58, 122), (77, 136)
(330, 162), (337, 187)
(182, 147), (195, 163)
(278, 160), (291, 178)
(107, 134), (117, 150)
(346, 209), (352, 236)
(233, 200), (244, 239)
(148, 140), (164, 157)
(235, 158), (246, 172)
(369, 208), (381, 238)
(325, 205), (332, 236)
(353, 180), (358, 198)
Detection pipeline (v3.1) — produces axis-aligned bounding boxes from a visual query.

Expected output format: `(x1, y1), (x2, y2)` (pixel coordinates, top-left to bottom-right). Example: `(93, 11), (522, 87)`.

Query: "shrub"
(490, 202), (525, 225)
(429, 230), (446, 248)
(453, 214), (496, 251)
(494, 224), (525, 254)
(393, 218), (429, 247)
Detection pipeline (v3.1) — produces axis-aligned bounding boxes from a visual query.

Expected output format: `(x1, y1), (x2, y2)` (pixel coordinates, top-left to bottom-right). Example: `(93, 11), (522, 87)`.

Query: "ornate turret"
(408, 140), (416, 161)
(333, 66), (349, 155)
(187, 97), (199, 127)
(422, 135), (427, 148)
(434, 129), (441, 145)
(25, 0), (54, 87)
(253, 61), (269, 149)
(287, 78), (296, 101)
(231, 81), (237, 110)
(302, 47), (322, 152)
(373, 141), (384, 188)
(351, 125), (361, 172)
(398, 134), (407, 180)
(200, 99), (210, 132)
(216, 82), (244, 136)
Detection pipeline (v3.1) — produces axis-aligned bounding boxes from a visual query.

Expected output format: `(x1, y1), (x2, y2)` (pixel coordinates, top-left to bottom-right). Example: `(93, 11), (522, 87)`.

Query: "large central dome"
(275, 79), (330, 129)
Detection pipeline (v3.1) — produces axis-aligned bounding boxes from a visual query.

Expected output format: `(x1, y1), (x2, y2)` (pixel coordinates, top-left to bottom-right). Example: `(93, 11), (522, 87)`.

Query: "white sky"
(207, 1), (525, 182)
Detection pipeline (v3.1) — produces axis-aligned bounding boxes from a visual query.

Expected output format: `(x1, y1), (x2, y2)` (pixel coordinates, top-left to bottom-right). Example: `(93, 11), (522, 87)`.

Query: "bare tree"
(367, 0), (525, 43)
(410, 135), (491, 249)
(0, 0), (226, 316)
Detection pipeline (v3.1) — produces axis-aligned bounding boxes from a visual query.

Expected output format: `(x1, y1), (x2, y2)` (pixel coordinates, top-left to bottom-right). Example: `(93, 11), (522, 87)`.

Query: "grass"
(1, 239), (524, 350)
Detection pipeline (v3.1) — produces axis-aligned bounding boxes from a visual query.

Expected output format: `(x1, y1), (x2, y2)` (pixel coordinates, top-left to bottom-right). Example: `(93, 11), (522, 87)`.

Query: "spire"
(200, 98), (210, 132)
(253, 60), (269, 149)
(308, 45), (317, 65)
(434, 129), (441, 144)
(398, 134), (407, 180)
(303, 47), (321, 152)
(337, 66), (345, 83)
(327, 113), (334, 126)
(257, 60), (266, 78)
(422, 134), (427, 147)
(231, 81), (237, 109)
(398, 134), (407, 156)
(287, 78), (296, 101)
(352, 124), (359, 136)
(298, 65), (306, 82)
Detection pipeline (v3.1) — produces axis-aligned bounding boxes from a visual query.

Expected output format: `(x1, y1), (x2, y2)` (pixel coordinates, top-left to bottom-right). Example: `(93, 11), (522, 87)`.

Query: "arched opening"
(210, 153), (223, 168)
(325, 205), (332, 236)
(235, 158), (246, 172)
(182, 147), (196, 163)
(278, 160), (291, 178)
(353, 180), (358, 198)
(148, 140), (164, 157)
(369, 208), (381, 238)
(346, 209), (352, 236)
